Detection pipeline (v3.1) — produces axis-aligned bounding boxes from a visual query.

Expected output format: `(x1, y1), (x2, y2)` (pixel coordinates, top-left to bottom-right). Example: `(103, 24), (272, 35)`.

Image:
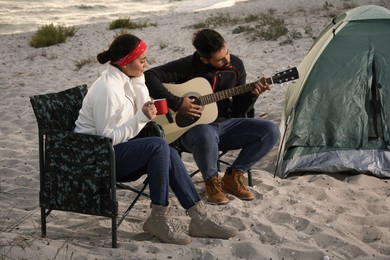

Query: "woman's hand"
(178, 97), (202, 118)
(142, 101), (157, 120)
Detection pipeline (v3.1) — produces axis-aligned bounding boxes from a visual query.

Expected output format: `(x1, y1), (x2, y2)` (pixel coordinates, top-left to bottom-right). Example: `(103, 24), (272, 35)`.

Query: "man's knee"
(185, 125), (218, 143)
(269, 121), (280, 139)
(251, 119), (280, 144)
(263, 121), (280, 145)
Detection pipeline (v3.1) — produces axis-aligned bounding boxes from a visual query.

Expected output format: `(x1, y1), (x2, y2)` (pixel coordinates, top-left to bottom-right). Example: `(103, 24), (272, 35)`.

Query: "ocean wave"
(74, 5), (108, 10)
(0, 0), (246, 35)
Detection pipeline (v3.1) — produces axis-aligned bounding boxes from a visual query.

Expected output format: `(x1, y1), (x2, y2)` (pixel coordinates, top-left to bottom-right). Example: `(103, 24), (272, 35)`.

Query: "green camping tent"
(275, 5), (390, 178)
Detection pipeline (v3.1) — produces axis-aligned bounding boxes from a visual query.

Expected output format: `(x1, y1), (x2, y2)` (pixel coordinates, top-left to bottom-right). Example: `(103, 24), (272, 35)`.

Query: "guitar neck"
(199, 77), (271, 105)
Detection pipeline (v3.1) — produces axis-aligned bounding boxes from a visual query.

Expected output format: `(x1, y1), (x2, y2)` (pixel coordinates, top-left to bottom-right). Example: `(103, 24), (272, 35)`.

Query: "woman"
(74, 34), (237, 245)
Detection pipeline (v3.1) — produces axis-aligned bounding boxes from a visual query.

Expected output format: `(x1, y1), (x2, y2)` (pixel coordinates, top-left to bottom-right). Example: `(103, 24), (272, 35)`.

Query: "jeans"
(114, 137), (200, 209)
(180, 118), (280, 179)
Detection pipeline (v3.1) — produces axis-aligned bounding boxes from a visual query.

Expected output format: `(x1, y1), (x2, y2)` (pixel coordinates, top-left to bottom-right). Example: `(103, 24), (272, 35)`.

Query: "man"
(145, 29), (280, 204)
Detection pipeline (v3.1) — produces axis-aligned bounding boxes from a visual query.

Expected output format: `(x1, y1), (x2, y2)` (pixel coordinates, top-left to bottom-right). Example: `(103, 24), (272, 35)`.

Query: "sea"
(0, 0), (247, 35)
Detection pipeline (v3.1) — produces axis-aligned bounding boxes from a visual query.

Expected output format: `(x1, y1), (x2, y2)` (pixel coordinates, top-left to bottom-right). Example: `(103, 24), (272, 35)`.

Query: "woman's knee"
(146, 136), (170, 154)
(169, 146), (181, 160)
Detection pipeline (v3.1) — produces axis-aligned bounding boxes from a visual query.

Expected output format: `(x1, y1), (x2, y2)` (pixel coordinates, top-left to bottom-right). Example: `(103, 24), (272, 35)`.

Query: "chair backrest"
(30, 84), (87, 131)
(30, 84), (117, 217)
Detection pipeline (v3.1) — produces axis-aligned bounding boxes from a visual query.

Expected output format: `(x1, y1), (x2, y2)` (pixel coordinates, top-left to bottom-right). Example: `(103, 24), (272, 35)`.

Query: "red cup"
(154, 98), (168, 115)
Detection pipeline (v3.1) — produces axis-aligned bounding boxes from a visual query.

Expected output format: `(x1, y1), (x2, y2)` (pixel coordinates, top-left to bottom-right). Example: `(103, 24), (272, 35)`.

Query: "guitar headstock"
(271, 67), (299, 84)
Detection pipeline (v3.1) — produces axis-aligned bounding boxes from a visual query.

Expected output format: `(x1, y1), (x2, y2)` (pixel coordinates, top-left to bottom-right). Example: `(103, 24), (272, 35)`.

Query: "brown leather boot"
(222, 168), (255, 200)
(204, 175), (229, 205)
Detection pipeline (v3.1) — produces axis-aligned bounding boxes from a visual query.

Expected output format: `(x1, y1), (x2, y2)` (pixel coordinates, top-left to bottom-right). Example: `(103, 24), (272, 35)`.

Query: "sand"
(1, 0), (389, 259)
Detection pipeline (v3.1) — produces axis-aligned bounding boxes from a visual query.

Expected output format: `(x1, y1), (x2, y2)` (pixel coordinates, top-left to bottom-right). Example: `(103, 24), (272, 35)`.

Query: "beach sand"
(1, 0), (390, 259)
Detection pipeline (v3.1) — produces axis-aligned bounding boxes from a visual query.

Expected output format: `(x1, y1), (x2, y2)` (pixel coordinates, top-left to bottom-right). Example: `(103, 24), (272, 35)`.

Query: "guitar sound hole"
(176, 96), (201, 128)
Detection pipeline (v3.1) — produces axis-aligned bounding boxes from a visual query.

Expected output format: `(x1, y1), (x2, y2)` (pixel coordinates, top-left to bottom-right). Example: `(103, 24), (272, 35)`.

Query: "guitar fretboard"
(197, 67), (297, 106)
(199, 78), (271, 105)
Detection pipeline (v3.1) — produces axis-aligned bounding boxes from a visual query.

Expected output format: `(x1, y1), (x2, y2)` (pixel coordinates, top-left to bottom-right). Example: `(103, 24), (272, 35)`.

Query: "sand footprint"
(361, 226), (383, 243)
(312, 232), (368, 259)
(231, 241), (261, 259)
(250, 222), (282, 244)
(266, 211), (322, 235)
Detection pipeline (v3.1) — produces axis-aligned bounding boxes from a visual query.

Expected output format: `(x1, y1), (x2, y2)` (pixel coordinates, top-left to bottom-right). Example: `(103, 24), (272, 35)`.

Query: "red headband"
(112, 40), (147, 66)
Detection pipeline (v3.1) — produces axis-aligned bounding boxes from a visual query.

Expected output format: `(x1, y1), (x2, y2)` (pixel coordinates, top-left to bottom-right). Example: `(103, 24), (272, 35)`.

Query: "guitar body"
(154, 77), (218, 144)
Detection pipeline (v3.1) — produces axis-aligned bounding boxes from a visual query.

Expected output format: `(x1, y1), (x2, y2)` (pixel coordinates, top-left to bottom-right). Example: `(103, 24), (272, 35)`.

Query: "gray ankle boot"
(143, 204), (191, 245)
(187, 201), (238, 239)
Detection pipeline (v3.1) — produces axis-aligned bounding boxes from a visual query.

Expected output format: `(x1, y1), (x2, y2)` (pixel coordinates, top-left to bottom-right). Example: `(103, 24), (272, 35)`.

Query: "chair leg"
(189, 169), (200, 178)
(112, 215), (117, 248)
(117, 178), (149, 228)
(41, 207), (47, 238)
(116, 183), (149, 198)
(247, 170), (253, 187)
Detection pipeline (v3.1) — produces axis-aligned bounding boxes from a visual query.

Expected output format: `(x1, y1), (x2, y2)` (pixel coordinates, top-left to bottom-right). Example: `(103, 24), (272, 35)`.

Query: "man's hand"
(178, 97), (202, 118)
(251, 76), (272, 96)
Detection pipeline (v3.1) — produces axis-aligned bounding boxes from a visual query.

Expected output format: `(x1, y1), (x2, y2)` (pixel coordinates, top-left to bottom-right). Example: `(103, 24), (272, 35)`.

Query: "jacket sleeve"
(230, 58), (258, 118)
(144, 69), (182, 111)
(145, 56), (195, 111)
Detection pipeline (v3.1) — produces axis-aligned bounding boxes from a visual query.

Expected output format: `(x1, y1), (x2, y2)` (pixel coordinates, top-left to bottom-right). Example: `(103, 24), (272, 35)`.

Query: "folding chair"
(171, 140), (253, 187)
(30, 84), (155, 248)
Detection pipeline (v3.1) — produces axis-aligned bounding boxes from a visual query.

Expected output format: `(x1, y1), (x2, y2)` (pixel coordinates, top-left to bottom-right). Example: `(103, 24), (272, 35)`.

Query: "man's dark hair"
(192, 29), (226, 59)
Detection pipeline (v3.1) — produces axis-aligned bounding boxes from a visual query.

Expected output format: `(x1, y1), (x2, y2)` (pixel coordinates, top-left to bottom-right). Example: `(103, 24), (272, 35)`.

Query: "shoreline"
(0, 0), (250, 36)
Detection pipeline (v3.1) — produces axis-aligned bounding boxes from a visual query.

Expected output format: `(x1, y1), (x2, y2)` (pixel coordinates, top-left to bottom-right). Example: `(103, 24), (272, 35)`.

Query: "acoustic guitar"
(154, 67), (299, 144)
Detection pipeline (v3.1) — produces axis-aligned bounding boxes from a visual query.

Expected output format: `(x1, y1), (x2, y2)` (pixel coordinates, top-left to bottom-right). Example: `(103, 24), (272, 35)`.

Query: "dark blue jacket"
(144, 52), (257, 120)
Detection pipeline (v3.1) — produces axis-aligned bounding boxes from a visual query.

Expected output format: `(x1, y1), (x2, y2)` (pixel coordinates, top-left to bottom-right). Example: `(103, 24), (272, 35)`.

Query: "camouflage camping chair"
(30, 84), (158, 248)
